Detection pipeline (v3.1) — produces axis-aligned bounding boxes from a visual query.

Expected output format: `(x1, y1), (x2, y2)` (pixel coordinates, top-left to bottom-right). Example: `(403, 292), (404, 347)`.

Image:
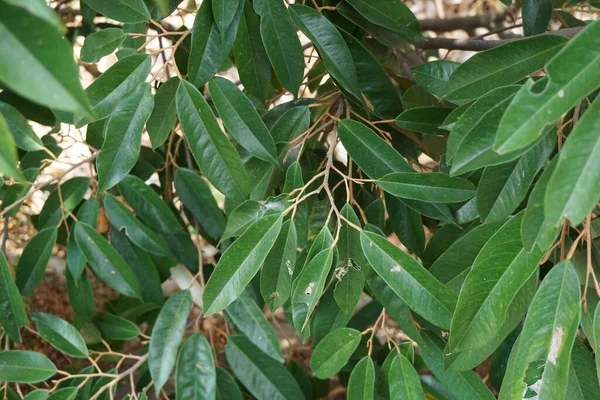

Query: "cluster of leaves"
(0, 0), (600, 399)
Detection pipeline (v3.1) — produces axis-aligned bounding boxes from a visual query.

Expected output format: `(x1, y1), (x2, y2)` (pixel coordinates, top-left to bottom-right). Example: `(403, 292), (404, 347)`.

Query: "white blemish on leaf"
(391, 265), (402, 273)
(557, 90), (564, 98)
(286, 260), (293, 275)
(548, 326), (564, 365)
(305, 282), (315, 295)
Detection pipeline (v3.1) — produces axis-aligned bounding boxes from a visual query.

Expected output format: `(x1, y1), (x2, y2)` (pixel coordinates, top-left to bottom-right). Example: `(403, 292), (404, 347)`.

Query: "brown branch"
(415, 27), (584, 51)
(419, 11), (510, 33)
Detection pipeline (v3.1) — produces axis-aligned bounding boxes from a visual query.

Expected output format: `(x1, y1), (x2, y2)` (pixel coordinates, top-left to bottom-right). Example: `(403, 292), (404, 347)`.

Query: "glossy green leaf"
(74, 222), (141, 299)
(175, 168), (226, 240)
(225, 335), (304, 400)
(0, 2), (90, 116)
(216, 367), (244, 400)
(97, 83), (153, 192)
(147, 77), (179, 149)
(225, 290), (282, 361)
(389, 354), (424, 399)
(233, 0), (271, 102)
(150, 290), (193, 394)
(38, 176), (89, 229)
(188, 0), (244, 87)
(22, 390), (49, 400)
(378, 172), (476, 203)
(395, 107), (453, 135)
(204, 214), (282, 315)
(31, 312), (87, 358)
(412, 60), (460, 97)
(104, 193), (171, 257)
(213, 0), (241, 40)
(209, 77), (278, 164)
(289, 5), (362, 102)
(15, 227), (57, 295)
(444, 35), (567, 103)
(494, 21), (600, 153)
(386, 194), (425, 257)
(0, 113), (23, 181)
(448, 213), (543, 353)
(80, 28), (126, 63)
(176, 80), (251, 200)
(523, 0), (552, 36)
(347, 356), (375, 400)
(93, 312), (140, 340)
(545, 95), (600, 226)
(361, 231), (457, 329)
(118, 174), (185, 235)
(46, 388), (77, 400)
(566, 340), (600, 400)
(0, 351), (56, 383)
(261, 220), (297, 311)
(4, 0), (63, 33)
(499, 260), (580, 400)
(0, 102), (44, 151)
(254, 0), (304, 95)
(344, 0), (421, 42)
(310, 328), (361, 379)
(0, 252), (28, 342)
(176, 333), (216, 400)
(65, 271), (95, 323)
(81, 0), (150, 23)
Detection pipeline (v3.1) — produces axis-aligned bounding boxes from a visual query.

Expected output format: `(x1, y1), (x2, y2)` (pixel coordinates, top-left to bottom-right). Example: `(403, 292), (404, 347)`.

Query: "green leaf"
(74, 222), (141, 299)
(46, 388), (77, 400)
(80, 28), (126, 63)
(0, 113), (23, 181)
(22, 390), (49, 400)
(216, 367), (244, 400)
(209, 77), (278, 164)
(233, 0), (271, 102)
(0, 2), (90, 116)
(395, 107), (453, 135)
(544, 95), (600, 226)
(443, 35), (567, 104)
(448, 213), (543, 353)
(260, 220), (297, 311)
(66, 271), (95, 322)
(0, 252), (28, 342)
(150, 290), (193, 394)
(253, 0), (304, 95)
(0, 102), (44, 151)
(476, 133), (554, 223)
(377, 172), (476, 203)
(566, 340), (600, 400)
(4, 0), (64, 33)
(204, 214), (282, 315)
(494, 21), (600, 153)
(347, 356), (375, 400)
(412, 60), (460, 98)
(15, 228), (57, 295)
(344, 0), (422, 42)
(118, 174), (185, 235)
(93, 312), (140, 340)
(175, 168), (226, 240)
(361, 231), (457, 329)
(289, 5), (362, 102)
(176, 80), (251, 200)
(0, 350), (56, 383)
(224, 335), (304, 399)
(147, 77), (179, 149)
(499, 260), (580, 400)
(104, 193), (172, 257)
(594, 303), (600, 387)
(310, 327), (361, 379)
(77, 53), (151, 127)
(31, 312), (87, 358)
(385, 195), (425, 257)
(523, 0), (552, 36)
(38, 176), (90, 229)
(225, 290), (282, 361)
(213, 0), (241, 40)
(176, 333), (216, 400)
(80, 0), (150, 23)
(188, 0), (244, 87)
(97, 83), (154, 192)
(389, 354), (424, 399)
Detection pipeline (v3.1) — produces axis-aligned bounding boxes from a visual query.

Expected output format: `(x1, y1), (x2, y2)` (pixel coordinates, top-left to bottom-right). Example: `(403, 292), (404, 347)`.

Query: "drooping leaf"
(31, 312), (88, 358)
(347, 356), (375, 400)
(522, 0), (553, 36)
(499, 260), (580, 400)
(253, 0), (304, 95)
(93, 312), (140, 340)
(149, 290), (193, 394)
(74, 222), (141, 299)
(80, 0), (150, 23)
(213, 0), (241, 40)
(261, 220), (297, 311)
(344, 0), (422, 42)
(0, 113), (23, 181)
(15, 227), (57, 296)
(209, 77), (278, 164)
(361, 231), (457, 329)
(389, 354), (425, 399)
(204, 214), (283, 315)
(176, 80), (251, 200)
(494, 21), (600, 153)
(310, 328), (361, 379)
(0, 351), (56, 383)
(97, 83), (154, 192)
(176, 333), (216, 400)
(224, 335), (304, 400)
(38, 176), (90, 229)
(0, 102), (44, 151)
(80, 28), (127, 63)
(0, 252), (28, 343)
(443, 35), (567, 104)
(377, 172), (476, 203)
(147, 77), (179, 149)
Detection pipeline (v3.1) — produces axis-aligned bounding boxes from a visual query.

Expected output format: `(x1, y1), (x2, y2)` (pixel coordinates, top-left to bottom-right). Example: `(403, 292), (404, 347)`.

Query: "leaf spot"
(391, 266), (402, 273)
(286, 260), (293, 275)
(557, 89), (565, 98)
(269, 291), (280, 298)
(548, 326), (563, 365)
(305, 282), (315, 295)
